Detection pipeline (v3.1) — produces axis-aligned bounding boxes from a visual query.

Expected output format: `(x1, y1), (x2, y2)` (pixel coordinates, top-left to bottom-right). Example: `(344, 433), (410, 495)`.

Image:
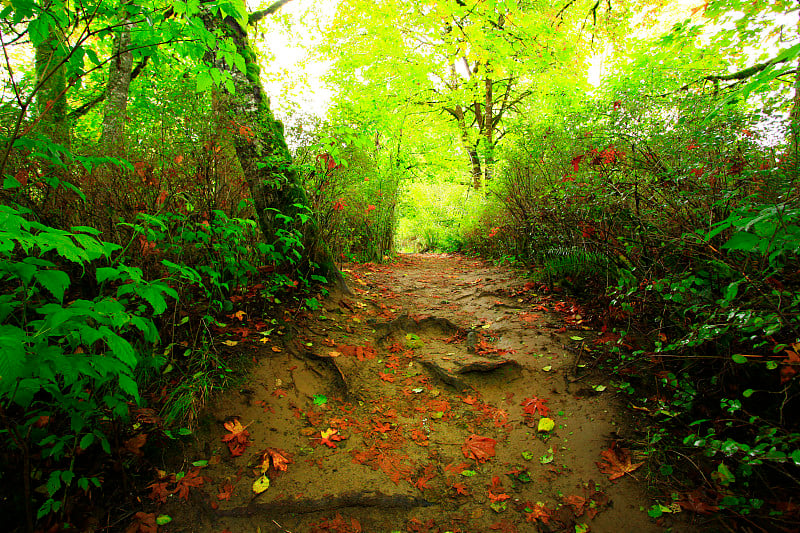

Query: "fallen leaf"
(452, 482), (470, 495)
(488, 475), (510, 503)
(520, 396), (550, 417)
(125, 512), (157, 533)
(524, 503), (552, 524)
(174, 468), (207, 500)
(319, 428), (345, 448)
(222, 340), (238, 347)
(378, 371), (395, 383)
(221, 419), (251, 457)
(123, 433), (148, 456)
(462, 434), (497, 463)
(217, 480), (234, 500)
(596, 446), (643, 481)
(252, 474), (270, 494)
(537, 417), (555, 432)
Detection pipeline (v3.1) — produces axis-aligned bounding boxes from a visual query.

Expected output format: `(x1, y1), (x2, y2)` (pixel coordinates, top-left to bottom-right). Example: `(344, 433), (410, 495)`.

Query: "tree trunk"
(101, 8), (133, 152)
(452, 104), (482, 188)
(482, 76), (494, 184)
(203, 11), (347, 289)
(789, 10), (800, 157)
(34, 27), (70, 150)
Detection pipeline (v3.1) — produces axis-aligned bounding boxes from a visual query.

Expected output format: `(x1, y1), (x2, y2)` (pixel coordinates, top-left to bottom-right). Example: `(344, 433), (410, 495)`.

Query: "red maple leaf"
(524, 502), (552, 524)
(319, 428), (346, 448)
(461, 395), (478, 405)
(487, 475), (510, 503)
(253, 447), (293, 475)
(451, 482), (470, 495)
(461, 434), (497, 463)
(125, 512), (157, 533)
(146, 479), (172, 504)
(596, 445), (643, 481)
(571, 154), (584, 171)
(444, 462), (469, 476)
(520, 396), (550, 417)
(174, 468), (207, 500)
(221, 419), (251, 457)
(414, 464), (436, 490)
(378, 371), (395, 383)
(217, 480), (234, 501)
(372, 421), (392, 434)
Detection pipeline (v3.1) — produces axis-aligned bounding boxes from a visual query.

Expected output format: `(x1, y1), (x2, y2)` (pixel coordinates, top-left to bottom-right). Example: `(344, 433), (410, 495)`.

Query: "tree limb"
(249, 0), (295, 25)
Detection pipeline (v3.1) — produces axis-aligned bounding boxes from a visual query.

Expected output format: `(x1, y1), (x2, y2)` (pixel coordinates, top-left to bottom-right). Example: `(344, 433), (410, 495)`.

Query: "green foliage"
(0, 202), (172, 519)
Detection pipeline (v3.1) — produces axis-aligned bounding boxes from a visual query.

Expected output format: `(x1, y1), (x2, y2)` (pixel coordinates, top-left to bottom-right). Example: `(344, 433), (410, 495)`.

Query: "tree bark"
(34, 26), (70, 149)
(100, 7), (133, 152)
(203, 10), (347, 289)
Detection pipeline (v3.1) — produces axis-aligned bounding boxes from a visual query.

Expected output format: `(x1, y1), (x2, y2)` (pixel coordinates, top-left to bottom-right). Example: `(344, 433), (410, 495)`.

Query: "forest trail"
(163, 254), (684, 533)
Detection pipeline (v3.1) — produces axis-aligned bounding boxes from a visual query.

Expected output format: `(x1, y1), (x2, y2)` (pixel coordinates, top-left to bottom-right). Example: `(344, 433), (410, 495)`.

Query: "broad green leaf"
(35, 269), (70, 302)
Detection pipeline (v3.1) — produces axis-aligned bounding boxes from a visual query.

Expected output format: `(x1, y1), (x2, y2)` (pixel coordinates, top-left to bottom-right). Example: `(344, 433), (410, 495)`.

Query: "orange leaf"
(319, 428), (345, 448)
(217, 480), (234, 501)
(520, 396), (550, 417)
(123, 433), (148, 456)
(596, 446), (643, 480)
(222, 419), (251, 457)
(462, 434), (496, 463)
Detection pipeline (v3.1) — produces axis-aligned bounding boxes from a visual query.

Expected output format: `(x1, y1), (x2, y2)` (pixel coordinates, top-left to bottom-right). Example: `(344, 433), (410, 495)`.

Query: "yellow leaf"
(328, 351), (341, 357)
(233, 310), (247, 320)
(252, 474), (270, 494)
(271, 346), (282, 352)
(321, 428), (337, 440)
(538, 417), (555, 432)
(222, 340), (238, 346)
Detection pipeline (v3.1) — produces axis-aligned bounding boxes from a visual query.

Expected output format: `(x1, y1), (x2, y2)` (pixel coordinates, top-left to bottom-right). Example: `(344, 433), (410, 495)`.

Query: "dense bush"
(464, 88), (800, 524)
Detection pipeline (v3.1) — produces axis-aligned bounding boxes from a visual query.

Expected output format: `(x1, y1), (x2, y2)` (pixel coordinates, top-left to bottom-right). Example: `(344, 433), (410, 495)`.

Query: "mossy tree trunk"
(100, 5), (133, 152)
(34, 26), (70, 150)
(203, 10), (347, 289)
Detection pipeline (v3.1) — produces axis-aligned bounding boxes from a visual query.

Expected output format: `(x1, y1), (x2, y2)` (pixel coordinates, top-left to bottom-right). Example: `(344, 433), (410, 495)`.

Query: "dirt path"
(162, 254), (683, 532)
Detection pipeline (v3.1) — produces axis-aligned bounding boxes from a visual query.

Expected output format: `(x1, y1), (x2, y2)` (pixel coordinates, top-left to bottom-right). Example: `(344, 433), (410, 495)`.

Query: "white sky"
(249, 0), (338, 119)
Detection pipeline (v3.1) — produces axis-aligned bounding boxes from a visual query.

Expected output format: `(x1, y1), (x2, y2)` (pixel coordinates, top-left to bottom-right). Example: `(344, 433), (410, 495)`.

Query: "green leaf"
(743, 389), (754, 398)
(156, 515), (172, 526)
(313, 394), (328, 406)
(722, 232), (761, 252)
(79, 433), (95, 450)
(233, 53), (246, 74)
(196, 70), (213, 92)
(35, 269), (70, 302)
(731, 354), (748, 364)
(118, 373), (140, 401)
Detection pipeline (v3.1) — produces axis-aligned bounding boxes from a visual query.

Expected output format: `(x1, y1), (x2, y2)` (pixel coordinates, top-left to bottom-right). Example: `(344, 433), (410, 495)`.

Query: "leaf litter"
(154, 254), (675, 532)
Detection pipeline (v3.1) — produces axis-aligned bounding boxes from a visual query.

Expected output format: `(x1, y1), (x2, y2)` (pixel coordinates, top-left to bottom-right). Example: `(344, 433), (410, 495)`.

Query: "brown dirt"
(158, 253), (693, 533)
